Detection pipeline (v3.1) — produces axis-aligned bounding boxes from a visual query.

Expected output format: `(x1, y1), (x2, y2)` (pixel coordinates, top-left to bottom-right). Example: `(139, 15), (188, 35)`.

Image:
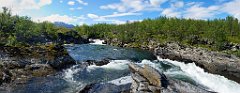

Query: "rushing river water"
(6, 40), (240, 93)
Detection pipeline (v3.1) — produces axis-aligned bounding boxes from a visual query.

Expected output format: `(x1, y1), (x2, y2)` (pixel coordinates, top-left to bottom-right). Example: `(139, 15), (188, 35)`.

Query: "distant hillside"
(54, 22), (75, 28)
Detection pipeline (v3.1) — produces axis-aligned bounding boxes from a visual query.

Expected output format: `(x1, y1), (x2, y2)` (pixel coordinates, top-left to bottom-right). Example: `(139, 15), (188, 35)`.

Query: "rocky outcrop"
(129, 63), (162, 93)
(155, 43), (240, 83)
(128, 63), (212, 93)
(0, 45), (76, 85)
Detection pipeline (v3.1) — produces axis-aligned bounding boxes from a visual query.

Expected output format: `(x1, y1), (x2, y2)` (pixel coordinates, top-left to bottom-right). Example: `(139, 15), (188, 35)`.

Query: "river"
(7, 39), (240, 93)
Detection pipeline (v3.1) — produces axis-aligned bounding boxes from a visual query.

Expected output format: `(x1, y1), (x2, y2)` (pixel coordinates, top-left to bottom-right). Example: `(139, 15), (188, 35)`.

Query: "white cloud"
(0, 0), (52, 14)
(76, 0), (88, 5)
(68, 1), (75, 6)
(39, 0), (52, 6)
(87, 12), (141, 20)
(150, 0), (168, 7)
(87, 14), (100, 19)
(87, 12), (142, 24)
(221, 0), (240, 19)
(60, 0), (63, 3)
(77, 7), (82, 10)
(161, 0), (183, 17)
(69, 8), (75, 11)
(162, 8), (180, 17)
(100, 0), (167, 12)
(68, 7), (82, 11)
(102, 12), (141, 18)
(33, 14), (86, 25)
(171, 1), (184, 8)
(184, 3), (220, 19)
(161, 1), (221, 19)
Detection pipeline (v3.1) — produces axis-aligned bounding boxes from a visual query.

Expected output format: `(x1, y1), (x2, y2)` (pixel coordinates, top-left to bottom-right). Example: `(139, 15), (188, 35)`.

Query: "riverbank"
(154, 42), (240, 83)
(0, 45), (76, 86)
(106, 40), (240, 84)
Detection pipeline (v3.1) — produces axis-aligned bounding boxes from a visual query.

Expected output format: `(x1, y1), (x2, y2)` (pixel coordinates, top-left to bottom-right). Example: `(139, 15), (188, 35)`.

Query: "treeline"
(75, 16), (240, 51)
(0, 7), (87, 46)
(1, 7), (240, 53)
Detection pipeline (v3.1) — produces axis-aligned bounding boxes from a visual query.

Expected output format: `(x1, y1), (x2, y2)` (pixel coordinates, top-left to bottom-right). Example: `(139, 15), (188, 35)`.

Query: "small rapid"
(62, 40), (240, 93)
(158, 58), (240, 93)
(89, 39), (106, 45)
(62, 58), (240, 93)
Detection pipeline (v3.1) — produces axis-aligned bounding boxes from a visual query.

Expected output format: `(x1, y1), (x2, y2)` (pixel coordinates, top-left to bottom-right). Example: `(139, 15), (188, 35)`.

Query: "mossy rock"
(25, 64), (56, 77)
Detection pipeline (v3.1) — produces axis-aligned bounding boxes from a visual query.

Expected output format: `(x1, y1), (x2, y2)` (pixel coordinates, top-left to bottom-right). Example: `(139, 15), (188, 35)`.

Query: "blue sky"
(0, 0), (239, 25)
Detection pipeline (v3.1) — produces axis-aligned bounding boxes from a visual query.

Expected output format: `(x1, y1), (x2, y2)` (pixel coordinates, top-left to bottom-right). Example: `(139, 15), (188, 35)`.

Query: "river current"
(7, 39), (240, 93)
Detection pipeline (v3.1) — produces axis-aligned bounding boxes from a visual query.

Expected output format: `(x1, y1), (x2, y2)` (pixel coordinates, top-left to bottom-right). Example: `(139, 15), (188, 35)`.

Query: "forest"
(1, 7), (240, 56)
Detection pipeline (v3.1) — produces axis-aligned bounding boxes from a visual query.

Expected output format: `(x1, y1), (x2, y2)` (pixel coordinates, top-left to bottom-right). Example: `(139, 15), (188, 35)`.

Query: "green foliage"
(1, 7), (240, 56)
(6, 35), (17, 46)
(73, 16), (240, 52)
(0, 7), (86, 46)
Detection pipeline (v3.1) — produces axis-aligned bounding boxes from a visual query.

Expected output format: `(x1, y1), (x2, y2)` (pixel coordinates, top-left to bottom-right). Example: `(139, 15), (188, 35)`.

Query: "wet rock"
(0, 68), (12, 85)
(131, 73), (147, 82)
(129, 63), (162, 87)
(48, 55), (76, 70)
(46, 45), (77, 70)
(3, 60), (31, 69)
(129, 63), (212, 93)
(129, 63), (162, 93)
(25, 64), (55, 77)
(79, 83), (131, 93)
(0, 45), (75, 85)
(155, 42), (240, 83)
(85, 59), (110, 66)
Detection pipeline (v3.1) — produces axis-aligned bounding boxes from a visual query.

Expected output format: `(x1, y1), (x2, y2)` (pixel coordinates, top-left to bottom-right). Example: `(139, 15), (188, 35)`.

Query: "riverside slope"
(0, 45), (76, 87)
(154, 43), (240, 83)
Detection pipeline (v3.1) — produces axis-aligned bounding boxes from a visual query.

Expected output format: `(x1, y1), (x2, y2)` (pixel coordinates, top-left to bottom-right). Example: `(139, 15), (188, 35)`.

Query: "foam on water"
(63, 65), (82, 83)
(62, 58), (240, 93)
(108, 76), (132, 86)
(158, 57), (240, 93)
(89, 39), (106, 45)
(87, 60), (131, 72)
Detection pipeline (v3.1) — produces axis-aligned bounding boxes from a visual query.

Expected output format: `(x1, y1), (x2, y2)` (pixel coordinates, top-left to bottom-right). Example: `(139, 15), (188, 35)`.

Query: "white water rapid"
(158, 57), (240, 93)
(89, 39), (106, 45)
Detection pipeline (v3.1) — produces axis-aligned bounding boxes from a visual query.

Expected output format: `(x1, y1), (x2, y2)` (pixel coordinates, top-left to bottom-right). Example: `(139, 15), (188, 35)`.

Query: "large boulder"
(128, 63), (212, 93)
